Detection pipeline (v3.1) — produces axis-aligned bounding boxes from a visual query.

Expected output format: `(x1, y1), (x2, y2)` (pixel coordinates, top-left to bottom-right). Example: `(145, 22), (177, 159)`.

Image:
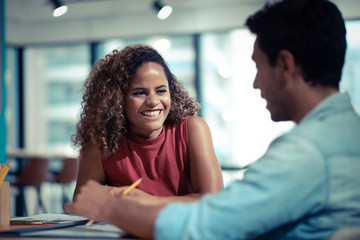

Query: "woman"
(72, 44), (223, 203)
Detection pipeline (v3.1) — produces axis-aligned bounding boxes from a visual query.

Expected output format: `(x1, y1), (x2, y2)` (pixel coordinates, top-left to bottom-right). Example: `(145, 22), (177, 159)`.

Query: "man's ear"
(276, 49), (297, 78)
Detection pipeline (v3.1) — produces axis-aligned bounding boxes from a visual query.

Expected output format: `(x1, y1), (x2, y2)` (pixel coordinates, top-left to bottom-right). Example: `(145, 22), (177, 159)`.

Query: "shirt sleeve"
(154, 134), (328, 240)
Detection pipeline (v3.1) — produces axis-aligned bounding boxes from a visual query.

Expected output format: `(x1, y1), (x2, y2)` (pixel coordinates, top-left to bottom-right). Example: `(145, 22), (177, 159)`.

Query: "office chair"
(54, 157), (78, 205)
(11, 157), (50, 216)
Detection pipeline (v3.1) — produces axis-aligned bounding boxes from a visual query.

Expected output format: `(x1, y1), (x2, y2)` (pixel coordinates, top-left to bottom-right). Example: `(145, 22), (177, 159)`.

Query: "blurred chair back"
(54, 157), (79, 205)
(55, 157), (79, 184)
(17, 157), (50, 186)
(11, 157), (50, 216)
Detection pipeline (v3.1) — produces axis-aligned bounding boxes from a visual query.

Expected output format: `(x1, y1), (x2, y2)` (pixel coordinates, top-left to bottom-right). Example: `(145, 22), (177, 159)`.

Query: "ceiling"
(6, 0), (266, 24)
(5, 0), (360, 45)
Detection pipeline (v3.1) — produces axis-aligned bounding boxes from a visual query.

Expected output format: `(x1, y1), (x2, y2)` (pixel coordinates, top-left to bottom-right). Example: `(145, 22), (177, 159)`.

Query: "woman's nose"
(146, 94), (160, 106)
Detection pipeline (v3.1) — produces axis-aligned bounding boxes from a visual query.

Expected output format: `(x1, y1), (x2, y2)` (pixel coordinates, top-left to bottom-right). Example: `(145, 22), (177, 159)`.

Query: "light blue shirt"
(154, 93), (360, 240)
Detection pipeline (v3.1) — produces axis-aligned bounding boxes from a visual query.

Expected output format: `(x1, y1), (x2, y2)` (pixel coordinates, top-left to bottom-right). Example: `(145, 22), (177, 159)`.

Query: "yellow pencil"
(0, 162), (10, 187)
(85, 219), (94, 227)
(86, 178), (143, 227)
(122, 178), (143, 195)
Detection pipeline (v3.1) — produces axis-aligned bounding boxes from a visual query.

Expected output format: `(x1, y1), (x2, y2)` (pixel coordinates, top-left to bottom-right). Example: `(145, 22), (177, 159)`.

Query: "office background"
(1, 0), (360, 215)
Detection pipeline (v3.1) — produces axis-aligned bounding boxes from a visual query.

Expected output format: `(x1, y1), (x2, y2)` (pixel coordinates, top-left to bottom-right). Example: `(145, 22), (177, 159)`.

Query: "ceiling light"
(51, 0), (68, 17)
(153, 0), (173, 20)
(154, 38), (171, 52)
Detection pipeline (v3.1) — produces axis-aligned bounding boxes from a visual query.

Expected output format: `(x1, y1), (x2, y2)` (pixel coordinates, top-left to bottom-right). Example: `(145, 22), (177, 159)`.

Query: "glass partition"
(5, 20), (360, 168)
(341, 20), (360, 112)
(96, 35), (197, 98)
(5, 48), (18, 150)
(199, 29), (294, 168)
(23, 44), (90, 154)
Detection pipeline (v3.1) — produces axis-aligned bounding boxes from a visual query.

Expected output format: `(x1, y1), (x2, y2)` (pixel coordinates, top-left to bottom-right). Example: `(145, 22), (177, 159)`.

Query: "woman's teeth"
(142, 110), (160, 116)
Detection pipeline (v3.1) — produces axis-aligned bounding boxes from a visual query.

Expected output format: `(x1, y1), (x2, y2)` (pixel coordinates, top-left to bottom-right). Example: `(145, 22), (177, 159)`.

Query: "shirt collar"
(299, 92), (352, 124)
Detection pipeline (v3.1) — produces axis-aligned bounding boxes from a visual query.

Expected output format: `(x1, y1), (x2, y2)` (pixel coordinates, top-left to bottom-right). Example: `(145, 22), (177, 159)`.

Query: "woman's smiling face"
(125, 62), (171, 139)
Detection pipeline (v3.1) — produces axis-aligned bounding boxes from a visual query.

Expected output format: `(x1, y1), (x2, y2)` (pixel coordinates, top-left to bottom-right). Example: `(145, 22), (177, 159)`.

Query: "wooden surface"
(0, 182), (10, 227)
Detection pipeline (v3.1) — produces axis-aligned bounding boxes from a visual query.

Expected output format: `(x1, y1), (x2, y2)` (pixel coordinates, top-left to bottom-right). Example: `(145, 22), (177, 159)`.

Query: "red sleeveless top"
(102, 117), (193, 196)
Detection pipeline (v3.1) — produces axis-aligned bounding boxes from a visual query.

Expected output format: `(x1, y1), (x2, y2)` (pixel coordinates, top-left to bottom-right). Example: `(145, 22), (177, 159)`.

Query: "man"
(65, 0), (360, 239)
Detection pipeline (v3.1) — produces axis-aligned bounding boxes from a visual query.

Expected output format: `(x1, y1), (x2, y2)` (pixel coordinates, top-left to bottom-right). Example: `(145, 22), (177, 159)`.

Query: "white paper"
(11, 213), (88, 222)
(11, 213), (127, 238)
(23, 222), (126, 238)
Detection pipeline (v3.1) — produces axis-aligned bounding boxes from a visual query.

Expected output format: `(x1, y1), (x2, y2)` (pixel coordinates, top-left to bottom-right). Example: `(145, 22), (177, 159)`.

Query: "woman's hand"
(110, 186), (160, 204)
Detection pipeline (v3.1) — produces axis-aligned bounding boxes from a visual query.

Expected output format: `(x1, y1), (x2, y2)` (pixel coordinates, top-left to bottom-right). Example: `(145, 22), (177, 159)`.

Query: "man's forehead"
(251, 38), (260, 60)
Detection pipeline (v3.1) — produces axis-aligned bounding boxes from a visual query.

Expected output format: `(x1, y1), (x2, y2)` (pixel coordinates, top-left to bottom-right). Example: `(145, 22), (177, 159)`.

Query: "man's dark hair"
(245, 0), (346, 88)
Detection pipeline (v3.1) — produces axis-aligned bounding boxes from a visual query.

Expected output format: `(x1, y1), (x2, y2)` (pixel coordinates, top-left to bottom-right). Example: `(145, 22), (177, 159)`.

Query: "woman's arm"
(73, 142), (108, 198)
(187, 116), (224, 194)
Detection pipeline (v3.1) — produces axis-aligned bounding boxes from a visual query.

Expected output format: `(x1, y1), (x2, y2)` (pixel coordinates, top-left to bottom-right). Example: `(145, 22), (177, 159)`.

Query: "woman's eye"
(157, 89), (167, 94)
(133, 91), (146, 96)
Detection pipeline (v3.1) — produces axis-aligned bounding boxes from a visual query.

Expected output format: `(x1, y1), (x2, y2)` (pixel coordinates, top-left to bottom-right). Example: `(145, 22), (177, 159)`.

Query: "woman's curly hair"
(72, 44), (200, 159)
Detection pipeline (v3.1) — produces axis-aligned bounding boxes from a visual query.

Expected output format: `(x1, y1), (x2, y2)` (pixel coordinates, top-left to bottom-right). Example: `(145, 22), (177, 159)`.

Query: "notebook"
(0, 213), (127, 238)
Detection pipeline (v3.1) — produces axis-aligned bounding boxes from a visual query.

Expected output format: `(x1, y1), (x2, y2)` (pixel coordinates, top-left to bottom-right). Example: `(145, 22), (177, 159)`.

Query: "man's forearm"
(108, 196), (165, 239)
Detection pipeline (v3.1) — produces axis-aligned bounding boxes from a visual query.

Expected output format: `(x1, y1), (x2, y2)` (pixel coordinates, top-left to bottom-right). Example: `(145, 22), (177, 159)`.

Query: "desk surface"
(0, 236), (138, 239)
(0, 214), (139, 239)
(0, 222), (139, 240)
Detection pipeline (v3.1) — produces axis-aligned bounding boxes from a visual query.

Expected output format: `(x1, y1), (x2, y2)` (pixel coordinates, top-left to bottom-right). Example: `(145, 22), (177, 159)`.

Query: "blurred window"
(341, 20), (360, 112)
(4, 20), (360, 167)
(200, 20), (360, 167)
(23, 44), (90, 154)
(96, 35), (197, 98)
(5, 47), (18, 149)
(199, 29), (294, 167)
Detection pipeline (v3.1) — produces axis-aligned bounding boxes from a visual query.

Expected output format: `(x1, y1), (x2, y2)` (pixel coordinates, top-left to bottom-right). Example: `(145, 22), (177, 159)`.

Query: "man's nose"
(253, 76), (258, 89)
